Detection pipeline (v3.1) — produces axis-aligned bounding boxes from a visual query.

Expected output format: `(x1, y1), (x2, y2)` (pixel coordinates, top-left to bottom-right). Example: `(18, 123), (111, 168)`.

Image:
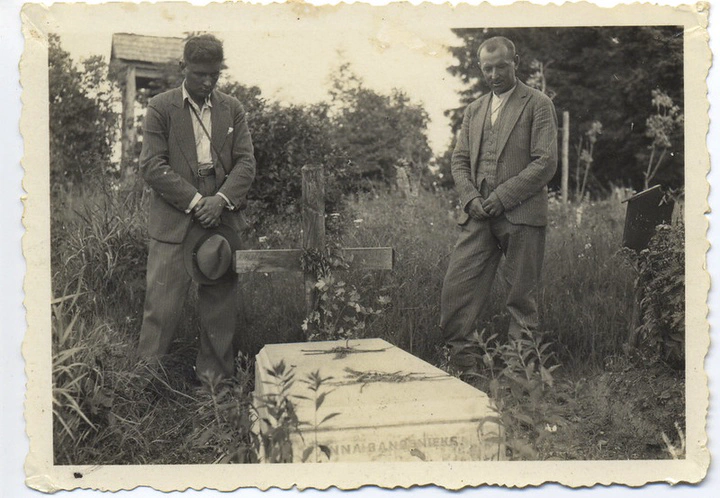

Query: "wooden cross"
(234, 165), (395, 315)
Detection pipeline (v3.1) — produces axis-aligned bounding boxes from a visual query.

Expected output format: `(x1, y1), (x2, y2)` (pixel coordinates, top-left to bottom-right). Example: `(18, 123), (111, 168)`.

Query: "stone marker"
(254, 338), (504, 462)
(622, 184), (674, 251)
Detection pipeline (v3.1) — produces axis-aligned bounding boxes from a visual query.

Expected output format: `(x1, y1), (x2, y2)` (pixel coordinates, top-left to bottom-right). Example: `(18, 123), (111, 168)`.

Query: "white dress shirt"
(182, 83), (233, 213)
(490, 83), (517, 125)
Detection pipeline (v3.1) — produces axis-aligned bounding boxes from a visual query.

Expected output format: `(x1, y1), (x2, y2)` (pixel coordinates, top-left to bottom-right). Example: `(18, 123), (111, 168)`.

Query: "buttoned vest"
(477, 103), (502, 197)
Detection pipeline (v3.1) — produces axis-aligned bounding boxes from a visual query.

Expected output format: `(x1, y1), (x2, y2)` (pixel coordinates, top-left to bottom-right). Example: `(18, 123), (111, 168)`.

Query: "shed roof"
(111, 33), (184, 65)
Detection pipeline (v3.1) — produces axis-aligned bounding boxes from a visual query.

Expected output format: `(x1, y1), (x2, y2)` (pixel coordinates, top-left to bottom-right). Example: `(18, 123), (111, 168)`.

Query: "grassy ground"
(50, 182), (685, 464)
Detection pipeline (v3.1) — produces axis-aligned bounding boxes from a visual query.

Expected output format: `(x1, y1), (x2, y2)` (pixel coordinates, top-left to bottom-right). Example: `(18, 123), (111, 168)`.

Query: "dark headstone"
(622, 185), (674, 251)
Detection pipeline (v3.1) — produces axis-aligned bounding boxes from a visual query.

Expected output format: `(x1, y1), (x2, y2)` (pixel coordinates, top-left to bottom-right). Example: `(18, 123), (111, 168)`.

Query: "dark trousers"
(138, 238), (238, 381)
(440, 215), (545, 367)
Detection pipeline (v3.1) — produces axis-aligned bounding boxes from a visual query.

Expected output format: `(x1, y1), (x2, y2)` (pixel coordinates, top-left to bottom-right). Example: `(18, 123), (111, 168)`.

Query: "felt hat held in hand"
(183, 222), (241, 285)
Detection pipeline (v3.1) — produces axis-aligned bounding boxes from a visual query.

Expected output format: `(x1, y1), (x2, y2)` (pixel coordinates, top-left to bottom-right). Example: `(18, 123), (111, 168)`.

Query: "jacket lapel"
(170, 88), (199, 174)
(211, 91), (233, 169)
(496, 80), (531, 157)
(470, 94), (491, 181)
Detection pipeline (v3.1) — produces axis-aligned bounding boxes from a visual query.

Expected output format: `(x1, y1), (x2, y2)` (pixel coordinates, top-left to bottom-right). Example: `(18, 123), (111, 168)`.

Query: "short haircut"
(477, 36), (516, 60)
(183, 34), (224, 64)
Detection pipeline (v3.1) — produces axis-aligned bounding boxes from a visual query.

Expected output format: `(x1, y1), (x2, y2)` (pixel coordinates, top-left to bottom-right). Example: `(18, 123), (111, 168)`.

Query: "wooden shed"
(110, 33), (184, 170)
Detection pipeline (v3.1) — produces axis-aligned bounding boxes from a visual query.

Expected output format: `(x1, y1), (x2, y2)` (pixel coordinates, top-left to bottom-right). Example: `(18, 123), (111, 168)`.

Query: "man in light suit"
(137, 34), (256, 383)
(440, 36), (558, 371)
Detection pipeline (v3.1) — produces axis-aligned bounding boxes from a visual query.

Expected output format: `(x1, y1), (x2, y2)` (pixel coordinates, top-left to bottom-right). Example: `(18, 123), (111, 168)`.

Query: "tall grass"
(541, 197), (635, 367)
(340, 190), (634, 368)
(51, 181), (203, 464)
(51, 180), (148, 325)
(340, 191), (457, 362)
(51, 179), (638, 463)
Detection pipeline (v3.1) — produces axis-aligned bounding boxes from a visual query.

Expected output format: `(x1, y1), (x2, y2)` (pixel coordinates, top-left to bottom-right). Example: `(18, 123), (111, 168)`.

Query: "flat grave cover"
(254, 338), (504, 462)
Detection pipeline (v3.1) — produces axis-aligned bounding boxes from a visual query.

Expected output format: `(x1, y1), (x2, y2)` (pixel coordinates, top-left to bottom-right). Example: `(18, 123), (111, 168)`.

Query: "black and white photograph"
(15, 0), (712, 493)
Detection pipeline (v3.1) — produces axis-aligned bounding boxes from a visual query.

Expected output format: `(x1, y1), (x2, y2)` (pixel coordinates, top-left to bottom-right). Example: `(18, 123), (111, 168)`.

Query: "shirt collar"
(182, 81), (213, 108)
(492, 81), (517, 102)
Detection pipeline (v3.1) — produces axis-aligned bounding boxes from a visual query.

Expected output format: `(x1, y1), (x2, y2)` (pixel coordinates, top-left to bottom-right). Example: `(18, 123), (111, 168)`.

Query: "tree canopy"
(49, 34), (118, 183)
(329, 63), (432, 182)
(446, 26), (684, 192)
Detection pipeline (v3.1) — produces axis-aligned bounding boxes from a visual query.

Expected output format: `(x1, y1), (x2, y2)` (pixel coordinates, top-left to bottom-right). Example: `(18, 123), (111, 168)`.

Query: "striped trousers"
(138, 238), (238, 382)
(440, 215), (545, 367)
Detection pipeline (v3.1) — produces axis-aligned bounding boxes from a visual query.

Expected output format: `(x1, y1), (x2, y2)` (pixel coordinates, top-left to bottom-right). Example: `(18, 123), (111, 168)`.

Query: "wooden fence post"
(302, 165), (326, 316)
(561, 111), (570, 204)
(121, 64), (137, 182)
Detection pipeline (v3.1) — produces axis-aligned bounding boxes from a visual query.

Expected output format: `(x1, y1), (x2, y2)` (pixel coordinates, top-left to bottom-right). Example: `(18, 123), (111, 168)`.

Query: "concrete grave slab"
(254, 338), (504, 462)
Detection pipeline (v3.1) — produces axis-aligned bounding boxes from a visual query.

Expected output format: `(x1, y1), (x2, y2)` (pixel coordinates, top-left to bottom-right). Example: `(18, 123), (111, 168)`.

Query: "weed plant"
(635, 222), (685, 367)
(462, 328), (567, 460)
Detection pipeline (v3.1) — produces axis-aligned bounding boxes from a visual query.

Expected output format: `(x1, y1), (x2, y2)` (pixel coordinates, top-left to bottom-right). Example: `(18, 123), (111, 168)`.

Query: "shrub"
(459, 328), (565, 460)
(220, 82), (361, 226)
(635, 222), (685, 367)
(328, 63), (433, 183)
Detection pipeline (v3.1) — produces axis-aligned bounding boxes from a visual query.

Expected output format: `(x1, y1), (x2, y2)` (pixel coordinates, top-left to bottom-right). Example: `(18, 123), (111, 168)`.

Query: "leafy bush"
(635, 222), (685, 367)
(300, 246), (391, 342)
(458, 329), (566, 460)
(328, 64), (433, 182)
(220, 82), (360, 224)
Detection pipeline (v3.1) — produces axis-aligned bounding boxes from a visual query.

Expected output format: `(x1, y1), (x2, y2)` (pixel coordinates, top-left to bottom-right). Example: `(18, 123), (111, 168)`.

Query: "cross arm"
(234, 247), (395, 274)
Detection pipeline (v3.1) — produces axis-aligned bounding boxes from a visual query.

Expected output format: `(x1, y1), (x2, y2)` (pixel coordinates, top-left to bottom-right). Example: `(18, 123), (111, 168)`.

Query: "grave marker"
(254, 338), (505, 462)
(235, 165), (395, 316)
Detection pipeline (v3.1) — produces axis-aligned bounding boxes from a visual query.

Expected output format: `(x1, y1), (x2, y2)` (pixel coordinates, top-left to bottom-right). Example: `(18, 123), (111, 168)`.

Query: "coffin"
(254, 338), (504, 462)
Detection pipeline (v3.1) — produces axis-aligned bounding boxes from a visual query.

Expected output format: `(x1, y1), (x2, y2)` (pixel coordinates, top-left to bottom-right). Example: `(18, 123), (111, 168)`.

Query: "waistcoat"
(477, 103), (502, 197)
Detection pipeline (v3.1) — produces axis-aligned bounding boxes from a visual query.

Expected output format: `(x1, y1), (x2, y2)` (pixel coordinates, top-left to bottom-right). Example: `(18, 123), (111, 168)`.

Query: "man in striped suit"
(138, 35), (255, 384)
(440, 36), (558, 371)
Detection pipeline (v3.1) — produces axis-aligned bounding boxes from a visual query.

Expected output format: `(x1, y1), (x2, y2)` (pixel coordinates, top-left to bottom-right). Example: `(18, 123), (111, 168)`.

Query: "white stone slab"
(254, 338), (504, 462)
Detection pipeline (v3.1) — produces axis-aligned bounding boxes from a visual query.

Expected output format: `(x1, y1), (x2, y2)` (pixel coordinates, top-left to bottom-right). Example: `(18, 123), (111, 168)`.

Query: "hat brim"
(183, 222), (242, 285)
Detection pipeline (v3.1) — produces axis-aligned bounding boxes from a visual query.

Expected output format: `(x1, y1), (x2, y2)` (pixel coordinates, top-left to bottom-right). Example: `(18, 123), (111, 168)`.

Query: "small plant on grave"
(300, 244), (391, 341)
(255, 362), (342, 463)
(253, 360), (304, 463)
(296, 370), (341, 462)
(462, 329), (566, 460)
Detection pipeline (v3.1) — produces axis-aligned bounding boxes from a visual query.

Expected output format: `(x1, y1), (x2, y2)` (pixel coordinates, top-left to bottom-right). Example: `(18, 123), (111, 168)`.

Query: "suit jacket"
(451, 80), (558, 227)
(140, 87), (256, 243)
